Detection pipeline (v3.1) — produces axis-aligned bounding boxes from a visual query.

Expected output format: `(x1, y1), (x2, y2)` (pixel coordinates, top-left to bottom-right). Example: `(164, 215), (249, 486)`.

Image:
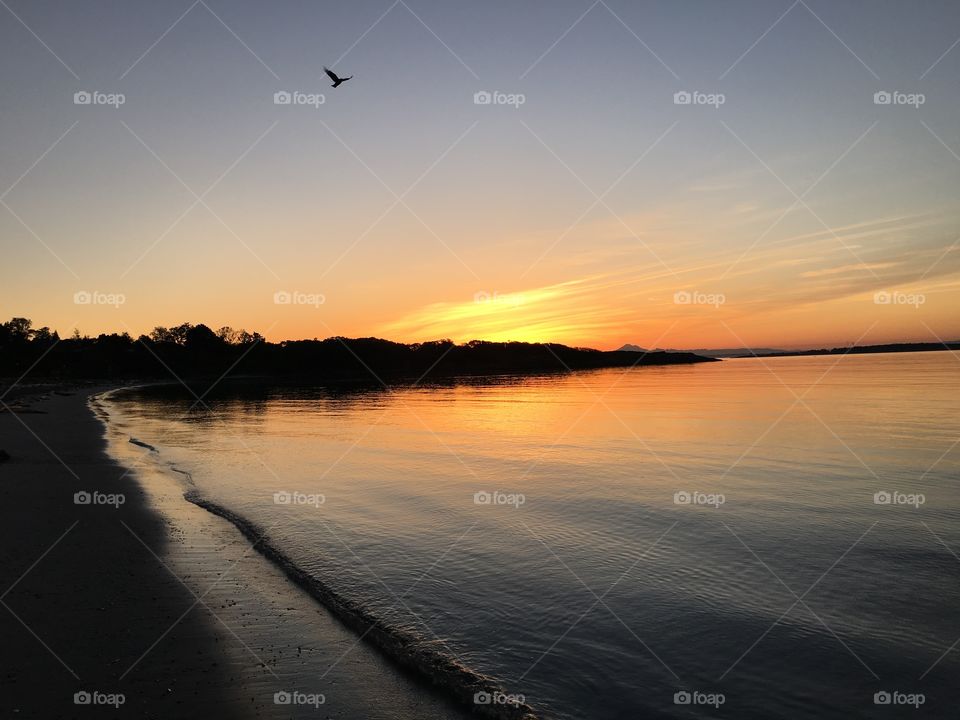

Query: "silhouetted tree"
(169, 323), (193, 346)
(150, 326), (172, 343)
(185, 324), (222, 352)
(32, 327), (57, 344)
(1, 317), (33, 342)
(236, 330), (263, 346)
(217, 326), (239, 344)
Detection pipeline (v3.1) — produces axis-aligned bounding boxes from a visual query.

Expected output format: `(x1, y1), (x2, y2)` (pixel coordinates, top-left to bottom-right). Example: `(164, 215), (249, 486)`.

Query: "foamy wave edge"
(183, 492), (540, 720)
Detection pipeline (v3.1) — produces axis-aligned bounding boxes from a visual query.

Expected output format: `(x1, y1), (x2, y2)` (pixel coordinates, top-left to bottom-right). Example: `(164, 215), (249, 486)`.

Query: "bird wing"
(324, 67), (340, 82)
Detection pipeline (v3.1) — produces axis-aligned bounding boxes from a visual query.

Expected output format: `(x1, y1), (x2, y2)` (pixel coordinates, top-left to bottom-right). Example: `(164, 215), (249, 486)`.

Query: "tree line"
(0, 317), (713, 383)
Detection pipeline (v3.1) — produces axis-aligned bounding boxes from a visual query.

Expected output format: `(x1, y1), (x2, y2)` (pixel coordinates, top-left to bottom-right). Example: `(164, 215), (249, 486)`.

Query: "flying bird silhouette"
(324, 67), (353, 88)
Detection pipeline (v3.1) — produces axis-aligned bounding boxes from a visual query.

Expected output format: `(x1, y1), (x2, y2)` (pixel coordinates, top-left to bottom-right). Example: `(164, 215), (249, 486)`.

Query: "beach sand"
(0, 389), (474, 719)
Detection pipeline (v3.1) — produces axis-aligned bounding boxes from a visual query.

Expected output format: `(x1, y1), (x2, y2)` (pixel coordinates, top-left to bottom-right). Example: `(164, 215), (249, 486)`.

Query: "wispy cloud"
(377, 274), (637, 344)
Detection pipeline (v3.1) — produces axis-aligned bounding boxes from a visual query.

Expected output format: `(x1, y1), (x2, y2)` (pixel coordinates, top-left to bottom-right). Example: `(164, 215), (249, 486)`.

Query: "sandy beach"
(0, 388), (475, 719)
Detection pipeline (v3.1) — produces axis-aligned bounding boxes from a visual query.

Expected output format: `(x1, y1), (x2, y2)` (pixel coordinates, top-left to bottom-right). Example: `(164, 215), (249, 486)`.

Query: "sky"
(1, 0), (959, 351)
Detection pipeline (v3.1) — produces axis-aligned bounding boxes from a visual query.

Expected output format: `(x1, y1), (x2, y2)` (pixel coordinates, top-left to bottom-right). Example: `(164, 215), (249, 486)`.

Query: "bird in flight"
(324, 67), (353, 88)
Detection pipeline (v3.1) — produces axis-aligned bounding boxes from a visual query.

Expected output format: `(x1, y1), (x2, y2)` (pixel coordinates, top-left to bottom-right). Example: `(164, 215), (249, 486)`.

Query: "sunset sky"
(2, 0), (959, 350)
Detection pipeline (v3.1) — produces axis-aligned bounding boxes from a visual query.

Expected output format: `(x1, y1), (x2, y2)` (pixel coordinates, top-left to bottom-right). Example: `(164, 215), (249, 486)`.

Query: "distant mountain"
(616, 344), (647, 352)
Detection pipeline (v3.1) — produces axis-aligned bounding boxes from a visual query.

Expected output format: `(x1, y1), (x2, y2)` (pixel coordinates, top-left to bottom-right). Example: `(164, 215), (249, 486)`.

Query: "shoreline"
(0, 388), (486, 719)
(0, 387), (251, 718)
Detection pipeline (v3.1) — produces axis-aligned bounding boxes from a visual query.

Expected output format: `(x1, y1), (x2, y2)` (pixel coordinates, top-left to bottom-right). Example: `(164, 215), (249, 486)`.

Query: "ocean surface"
(101, 352), (960, 719)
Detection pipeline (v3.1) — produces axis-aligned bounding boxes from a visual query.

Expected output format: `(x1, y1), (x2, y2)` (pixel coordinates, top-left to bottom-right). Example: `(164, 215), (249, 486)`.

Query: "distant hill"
(617, 344), (781, 358)
(750, 342), (960, 358)
(617, 341), (960, 359)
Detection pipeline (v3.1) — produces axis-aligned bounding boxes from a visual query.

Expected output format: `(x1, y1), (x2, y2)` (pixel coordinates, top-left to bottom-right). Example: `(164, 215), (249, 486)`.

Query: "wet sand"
(0, 389), (475, 719)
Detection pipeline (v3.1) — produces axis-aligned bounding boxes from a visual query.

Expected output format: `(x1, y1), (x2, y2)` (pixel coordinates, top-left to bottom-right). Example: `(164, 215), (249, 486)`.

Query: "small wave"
(129, 437), (158, 452)
(167, 465), (195, 485)
(184, 491), (539, 720)
(88, 397), (110, 422)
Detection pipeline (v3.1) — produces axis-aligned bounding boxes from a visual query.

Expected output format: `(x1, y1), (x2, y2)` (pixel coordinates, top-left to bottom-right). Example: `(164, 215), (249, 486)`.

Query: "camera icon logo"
(274, 91), (292, 105)
(673, 290), (692, 304)
(473, 691), (492, 705)
(674, 691), (692, 705)
(673, 91), (692, 105)
(673, 491), (691, 505)
(74, 691), (92, 705)
(873, 290), (891, 305)
(74, 91), (92, 105)
(873, 91), (892, 105)
(873, 691), (891, 705)
(273, 290), (292, 305)
(873, 491), (891, 505)
(74, 491), (92, 505)
(74, 290), (92, 305)
(474, 91), (492, 105)
(274, 691), (292, 704)
(274, 491), (292, 505)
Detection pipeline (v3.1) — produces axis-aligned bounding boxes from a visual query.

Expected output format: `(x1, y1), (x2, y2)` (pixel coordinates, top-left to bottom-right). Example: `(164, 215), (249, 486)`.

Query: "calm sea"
(102, 352), (960, 719)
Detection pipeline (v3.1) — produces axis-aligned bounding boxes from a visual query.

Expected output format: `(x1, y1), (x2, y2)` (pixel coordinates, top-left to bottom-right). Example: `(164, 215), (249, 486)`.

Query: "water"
(101, 352), (960, 719)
